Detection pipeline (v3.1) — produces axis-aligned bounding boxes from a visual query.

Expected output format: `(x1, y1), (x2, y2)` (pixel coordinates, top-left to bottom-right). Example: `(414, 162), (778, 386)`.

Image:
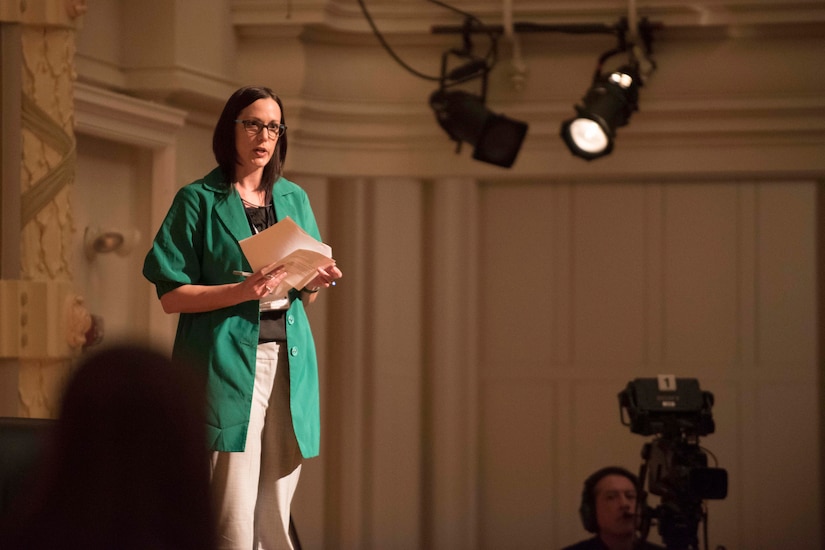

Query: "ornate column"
(0, 0), (92, 417)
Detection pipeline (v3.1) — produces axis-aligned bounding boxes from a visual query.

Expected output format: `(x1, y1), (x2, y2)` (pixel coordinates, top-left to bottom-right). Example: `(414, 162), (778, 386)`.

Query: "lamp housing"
(560, 64), (641, 161)
(430, 89), (528, 168)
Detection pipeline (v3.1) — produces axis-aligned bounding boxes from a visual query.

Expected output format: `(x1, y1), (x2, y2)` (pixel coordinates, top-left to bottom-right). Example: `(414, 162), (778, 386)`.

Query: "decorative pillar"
(423, 178), (481, 549)
(0, 0), (91, 418)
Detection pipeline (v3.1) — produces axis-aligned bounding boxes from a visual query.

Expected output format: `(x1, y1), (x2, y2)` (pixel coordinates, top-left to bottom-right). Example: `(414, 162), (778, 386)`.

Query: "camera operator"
(563, 466), (664, 550)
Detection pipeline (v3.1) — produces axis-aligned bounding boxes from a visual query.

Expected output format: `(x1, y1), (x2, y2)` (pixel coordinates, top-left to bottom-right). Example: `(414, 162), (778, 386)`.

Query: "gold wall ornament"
(0, 280), (90, 358)
(9, 8), (82, 418)
(64, 291), (93, 350)
(20, 92), (76, 228)
(64, 0), (87, 19)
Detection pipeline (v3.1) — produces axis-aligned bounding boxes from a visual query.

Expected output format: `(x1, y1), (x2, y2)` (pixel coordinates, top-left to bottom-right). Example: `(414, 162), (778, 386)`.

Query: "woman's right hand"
(237, 262), (288, 301)
(159, 262), (288, 314)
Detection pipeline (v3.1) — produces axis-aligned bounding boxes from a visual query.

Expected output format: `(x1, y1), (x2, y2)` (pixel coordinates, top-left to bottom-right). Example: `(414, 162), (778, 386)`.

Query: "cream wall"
(5, 1), (821, 549)
(72, 134), (152, 344)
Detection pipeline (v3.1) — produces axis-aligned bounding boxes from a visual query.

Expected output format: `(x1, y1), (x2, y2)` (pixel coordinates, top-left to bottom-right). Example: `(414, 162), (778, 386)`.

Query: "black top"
(243, 199), (276, 234)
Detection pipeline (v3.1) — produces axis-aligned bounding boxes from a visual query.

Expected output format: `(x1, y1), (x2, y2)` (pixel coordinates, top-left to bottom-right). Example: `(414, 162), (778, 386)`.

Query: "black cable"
(356, 0), (441, 81)
(701, 445), (720, 466)
(429, 0), (498, 68)
(356, 0), (499, 84)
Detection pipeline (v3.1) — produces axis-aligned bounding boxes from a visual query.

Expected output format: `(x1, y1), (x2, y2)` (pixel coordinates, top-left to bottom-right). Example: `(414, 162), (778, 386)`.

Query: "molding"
(73, 82), (187, 148)
(286, 90), (825, 179)
(231, 0), (825, 35)
(287, 93), (825, 151)
(120, 65), (239, 113)
(74, 54), (128, 91)
(231, 0), (327, 26)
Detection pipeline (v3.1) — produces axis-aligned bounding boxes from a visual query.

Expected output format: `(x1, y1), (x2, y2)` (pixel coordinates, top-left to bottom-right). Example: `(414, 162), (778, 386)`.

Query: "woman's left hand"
(304, 263), (342, 292)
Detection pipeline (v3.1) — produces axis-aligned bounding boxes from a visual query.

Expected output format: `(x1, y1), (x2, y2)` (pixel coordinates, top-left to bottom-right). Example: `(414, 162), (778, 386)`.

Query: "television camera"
(619, 376), (728, 550)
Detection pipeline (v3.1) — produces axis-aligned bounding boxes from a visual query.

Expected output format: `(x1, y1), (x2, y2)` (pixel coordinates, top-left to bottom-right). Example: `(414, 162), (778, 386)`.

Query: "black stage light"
(430, 89), (528, 168)
(560, 64), (641, 161)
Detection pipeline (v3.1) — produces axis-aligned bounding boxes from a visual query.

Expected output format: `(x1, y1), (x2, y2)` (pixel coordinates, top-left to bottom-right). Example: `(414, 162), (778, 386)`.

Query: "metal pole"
(431, 21), (620, 36)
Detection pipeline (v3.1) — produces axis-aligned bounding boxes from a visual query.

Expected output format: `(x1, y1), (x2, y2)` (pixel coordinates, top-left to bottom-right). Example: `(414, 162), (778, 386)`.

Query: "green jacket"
(142, 167), (321, 457)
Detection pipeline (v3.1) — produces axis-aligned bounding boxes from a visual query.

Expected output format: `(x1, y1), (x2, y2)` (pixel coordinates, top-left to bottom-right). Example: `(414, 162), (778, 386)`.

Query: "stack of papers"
(239, 216), (333, 297)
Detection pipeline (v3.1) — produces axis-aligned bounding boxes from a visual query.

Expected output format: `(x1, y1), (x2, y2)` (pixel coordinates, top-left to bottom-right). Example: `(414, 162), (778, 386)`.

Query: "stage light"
(360, 0), (659, 164)
(560, 64), (641, 161)
(429, 89), (528, 168)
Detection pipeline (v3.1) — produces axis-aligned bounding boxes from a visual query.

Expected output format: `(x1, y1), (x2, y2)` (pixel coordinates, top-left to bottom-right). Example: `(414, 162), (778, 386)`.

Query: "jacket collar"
(205, 168), (254, 243)
(271, 176), (294, 221)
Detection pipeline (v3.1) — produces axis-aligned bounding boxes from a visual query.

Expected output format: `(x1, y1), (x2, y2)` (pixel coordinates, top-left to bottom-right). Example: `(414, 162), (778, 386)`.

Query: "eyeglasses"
(235, 119), (287, 138)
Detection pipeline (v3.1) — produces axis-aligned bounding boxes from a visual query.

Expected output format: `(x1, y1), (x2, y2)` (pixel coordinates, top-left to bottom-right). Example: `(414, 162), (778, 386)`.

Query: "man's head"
(579, 466), (640, 538)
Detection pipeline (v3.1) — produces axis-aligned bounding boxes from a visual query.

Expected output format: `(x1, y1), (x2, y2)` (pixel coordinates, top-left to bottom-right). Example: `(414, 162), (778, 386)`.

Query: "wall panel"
(369, 179), (425, 549)
(73, 135), (152, 344)
(756, 182), (817, 369)
(479, 380), (556, 550)
(479, 183), (566, 373)
(663, 184), (740, 368)
(752, 382), (819, 548)
(572, 184), (647, 367)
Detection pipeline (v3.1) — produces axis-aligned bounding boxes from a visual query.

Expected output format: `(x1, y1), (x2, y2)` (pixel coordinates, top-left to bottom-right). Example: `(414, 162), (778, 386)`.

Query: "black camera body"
(619, 377), (728, 550)
(619, 377), (715, 437)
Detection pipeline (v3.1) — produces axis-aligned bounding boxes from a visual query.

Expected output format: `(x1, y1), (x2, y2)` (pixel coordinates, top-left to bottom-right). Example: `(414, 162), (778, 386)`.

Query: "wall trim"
(74, 82), (187, 149)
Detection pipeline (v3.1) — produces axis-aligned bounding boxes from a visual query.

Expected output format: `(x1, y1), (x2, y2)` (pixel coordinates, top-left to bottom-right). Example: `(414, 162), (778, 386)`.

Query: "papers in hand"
(239, 216), (333, 297)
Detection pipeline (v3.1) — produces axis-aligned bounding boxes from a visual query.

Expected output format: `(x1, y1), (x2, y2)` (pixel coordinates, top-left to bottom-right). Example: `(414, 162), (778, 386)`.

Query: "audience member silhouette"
(0, 344), (216, 550)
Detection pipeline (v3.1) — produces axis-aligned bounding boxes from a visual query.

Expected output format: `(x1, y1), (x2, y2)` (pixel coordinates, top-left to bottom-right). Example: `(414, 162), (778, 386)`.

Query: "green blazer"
(143, 167), (321, 457)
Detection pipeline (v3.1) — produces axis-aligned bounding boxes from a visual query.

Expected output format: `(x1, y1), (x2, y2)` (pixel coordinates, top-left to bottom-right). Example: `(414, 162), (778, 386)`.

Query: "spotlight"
(560, 64), (641, 161)
(430, 89), (528, 168)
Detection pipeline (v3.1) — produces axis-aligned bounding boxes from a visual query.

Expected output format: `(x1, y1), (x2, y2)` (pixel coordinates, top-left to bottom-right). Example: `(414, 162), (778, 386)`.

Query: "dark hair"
(0, 344), (216, 550)
(579, 466), (639, 533)
(212, 85), (288, 191)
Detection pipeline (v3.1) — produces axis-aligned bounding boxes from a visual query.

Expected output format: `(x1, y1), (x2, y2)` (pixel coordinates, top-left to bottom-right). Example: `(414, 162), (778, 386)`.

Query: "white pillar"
(423, 177), (480, 549)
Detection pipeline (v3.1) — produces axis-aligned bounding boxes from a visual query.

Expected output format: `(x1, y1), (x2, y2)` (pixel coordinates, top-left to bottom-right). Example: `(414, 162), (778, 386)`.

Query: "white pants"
(211, 342), (303, 550)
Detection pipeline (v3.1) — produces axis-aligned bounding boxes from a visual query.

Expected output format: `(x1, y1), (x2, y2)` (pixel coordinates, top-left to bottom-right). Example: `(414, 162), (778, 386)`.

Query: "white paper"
(239, 216), (333, 295)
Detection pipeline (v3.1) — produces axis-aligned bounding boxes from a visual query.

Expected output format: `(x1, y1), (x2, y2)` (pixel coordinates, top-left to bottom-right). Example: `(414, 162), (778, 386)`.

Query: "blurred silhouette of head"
(0, 343), (215, 550)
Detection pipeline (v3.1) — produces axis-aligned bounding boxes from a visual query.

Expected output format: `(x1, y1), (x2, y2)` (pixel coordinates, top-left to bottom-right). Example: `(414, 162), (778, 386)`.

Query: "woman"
(143, 86), (342, 550)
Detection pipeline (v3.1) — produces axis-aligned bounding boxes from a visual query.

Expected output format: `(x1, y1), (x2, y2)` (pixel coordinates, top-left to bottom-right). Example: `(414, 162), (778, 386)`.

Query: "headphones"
(578, 466), (642, 534)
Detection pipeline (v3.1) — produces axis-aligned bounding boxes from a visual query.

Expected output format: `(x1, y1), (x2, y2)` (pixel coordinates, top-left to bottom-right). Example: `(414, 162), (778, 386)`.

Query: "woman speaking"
(144, 85), (342, 550)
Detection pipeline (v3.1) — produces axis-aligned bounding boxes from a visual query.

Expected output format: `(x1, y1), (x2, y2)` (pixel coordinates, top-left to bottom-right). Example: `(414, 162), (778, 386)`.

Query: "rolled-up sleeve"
(143, 186), (204, 298)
